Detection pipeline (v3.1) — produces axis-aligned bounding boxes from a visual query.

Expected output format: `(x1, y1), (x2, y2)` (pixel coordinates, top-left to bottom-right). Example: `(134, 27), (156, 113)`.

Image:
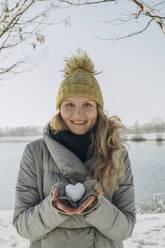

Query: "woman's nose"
(73, 107), (85, 118)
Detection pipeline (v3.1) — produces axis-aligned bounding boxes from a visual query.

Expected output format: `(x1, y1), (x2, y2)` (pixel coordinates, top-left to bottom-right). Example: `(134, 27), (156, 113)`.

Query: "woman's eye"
(66, 103), (74, 107)
(85, 103), (91, 107)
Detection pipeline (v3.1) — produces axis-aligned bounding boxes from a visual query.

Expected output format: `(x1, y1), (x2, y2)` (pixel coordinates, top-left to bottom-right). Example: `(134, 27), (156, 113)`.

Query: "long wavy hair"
(49, 105), (126, 193)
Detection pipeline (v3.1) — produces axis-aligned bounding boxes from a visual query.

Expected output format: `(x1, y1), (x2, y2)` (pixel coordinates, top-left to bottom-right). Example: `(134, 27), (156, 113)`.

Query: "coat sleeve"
(84, 148), (136, 241)
(13, 144), (70, 240)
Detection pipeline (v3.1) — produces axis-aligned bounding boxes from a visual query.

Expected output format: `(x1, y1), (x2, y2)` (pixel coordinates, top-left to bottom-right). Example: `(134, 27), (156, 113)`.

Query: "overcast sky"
(0, 2), (164, 128)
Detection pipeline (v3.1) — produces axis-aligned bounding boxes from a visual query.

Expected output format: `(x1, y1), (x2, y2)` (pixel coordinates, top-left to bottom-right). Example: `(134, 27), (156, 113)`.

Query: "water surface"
(0, 139), (165, 210)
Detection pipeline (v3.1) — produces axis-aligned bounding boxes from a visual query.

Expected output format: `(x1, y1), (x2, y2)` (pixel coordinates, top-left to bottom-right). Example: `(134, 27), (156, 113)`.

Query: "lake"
(0, 138), (165, 210)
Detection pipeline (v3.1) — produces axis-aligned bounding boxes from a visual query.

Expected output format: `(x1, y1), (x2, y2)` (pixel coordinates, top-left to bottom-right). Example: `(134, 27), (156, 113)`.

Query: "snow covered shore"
(0, 132), (165, 142)
(0, 211), (165, 248)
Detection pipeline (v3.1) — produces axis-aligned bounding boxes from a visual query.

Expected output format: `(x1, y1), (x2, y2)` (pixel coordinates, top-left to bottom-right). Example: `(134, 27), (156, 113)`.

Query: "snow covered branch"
(58, 0), (116, 6)
(132, 0), (165, 33)
(59, 0), (165, 39)
(0, 0), (66, 79)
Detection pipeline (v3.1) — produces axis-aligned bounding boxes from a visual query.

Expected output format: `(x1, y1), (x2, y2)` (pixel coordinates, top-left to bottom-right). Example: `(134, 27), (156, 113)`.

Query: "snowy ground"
(0, 211), (165, 248)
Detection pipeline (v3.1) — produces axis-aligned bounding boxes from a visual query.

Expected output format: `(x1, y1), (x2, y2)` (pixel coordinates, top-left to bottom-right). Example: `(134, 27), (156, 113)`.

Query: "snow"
(0, 211), (28, 248)
(0, 136), (41, 142)
(124, 213), (165, 248)
(1, 211), (165, 248)
(65, 183), (85, 202)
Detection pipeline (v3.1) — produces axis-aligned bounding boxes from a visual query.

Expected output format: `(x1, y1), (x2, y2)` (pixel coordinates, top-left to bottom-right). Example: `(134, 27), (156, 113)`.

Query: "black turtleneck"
(49, 126), (93, 163)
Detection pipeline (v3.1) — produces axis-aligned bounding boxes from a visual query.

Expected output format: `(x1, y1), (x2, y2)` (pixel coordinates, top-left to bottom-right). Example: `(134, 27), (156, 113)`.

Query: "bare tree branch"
(95, 18), (153, 41)
(0, 1), (35, 38)
(60, 0), (165, 38)
(99, 15), (136, 25)
(1, 0), (165, 80)
(0, 0), (67, 80)
(0, 61), (24, 75)
(58, 0), (115, 6)
(151, 0), (165, 9)
(132, 0), (165, 33)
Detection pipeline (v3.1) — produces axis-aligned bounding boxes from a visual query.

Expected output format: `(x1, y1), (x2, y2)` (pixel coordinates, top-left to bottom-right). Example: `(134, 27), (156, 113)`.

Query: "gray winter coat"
(13, 127), (136, 248)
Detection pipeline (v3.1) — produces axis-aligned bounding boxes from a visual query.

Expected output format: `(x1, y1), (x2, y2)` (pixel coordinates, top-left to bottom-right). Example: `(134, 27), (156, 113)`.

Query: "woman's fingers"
(56, 200), (69, 211)
(56, 200), (76, 214)
(94, 183), (103, 195)
(52, 182), (103, 215)
(52, 187), (59, 199)
(76, 195), (96, 214)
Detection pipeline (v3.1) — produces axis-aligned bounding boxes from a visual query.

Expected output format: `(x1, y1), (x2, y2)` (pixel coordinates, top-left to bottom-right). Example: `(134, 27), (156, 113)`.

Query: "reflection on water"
(0, 139), (165, 210)
(156, 140), (165, 146)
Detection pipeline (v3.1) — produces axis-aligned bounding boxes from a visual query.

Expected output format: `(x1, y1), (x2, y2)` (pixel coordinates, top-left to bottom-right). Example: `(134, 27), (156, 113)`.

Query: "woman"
(13, 51), (136, 248)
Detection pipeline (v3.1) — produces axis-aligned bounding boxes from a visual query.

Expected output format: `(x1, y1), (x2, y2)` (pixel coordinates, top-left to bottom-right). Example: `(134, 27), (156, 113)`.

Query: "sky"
(0, 1), (165, 128)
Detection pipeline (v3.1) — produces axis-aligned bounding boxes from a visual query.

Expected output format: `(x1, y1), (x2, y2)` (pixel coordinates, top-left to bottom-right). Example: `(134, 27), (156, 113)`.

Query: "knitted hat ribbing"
(56, 51), (104, 110)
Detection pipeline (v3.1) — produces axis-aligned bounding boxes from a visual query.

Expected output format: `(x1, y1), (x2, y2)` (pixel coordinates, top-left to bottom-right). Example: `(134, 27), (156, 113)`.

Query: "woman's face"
(60, 96), (97, 135)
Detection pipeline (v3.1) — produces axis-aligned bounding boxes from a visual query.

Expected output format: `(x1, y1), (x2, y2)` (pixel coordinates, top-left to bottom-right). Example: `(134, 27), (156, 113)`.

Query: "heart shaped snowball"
(65, 183), (85, 202)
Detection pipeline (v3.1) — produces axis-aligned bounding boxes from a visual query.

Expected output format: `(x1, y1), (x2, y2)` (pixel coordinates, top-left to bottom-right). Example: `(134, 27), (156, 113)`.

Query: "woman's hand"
(75, 182), (103, 214)
(52, 186), (76, 215)
(51, 181), (103, 215)
(75, 195), (96, 214)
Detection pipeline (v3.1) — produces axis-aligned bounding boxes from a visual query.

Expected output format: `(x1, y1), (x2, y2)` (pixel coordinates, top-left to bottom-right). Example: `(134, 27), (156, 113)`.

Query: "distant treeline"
(126, 117), (165, 134)
(0, 126), (42, 137)
(0, 117), (165, 136)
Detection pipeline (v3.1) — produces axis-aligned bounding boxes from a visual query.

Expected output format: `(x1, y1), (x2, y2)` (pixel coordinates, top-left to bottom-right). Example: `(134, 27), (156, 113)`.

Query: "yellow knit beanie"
(56, 51), (104, 110)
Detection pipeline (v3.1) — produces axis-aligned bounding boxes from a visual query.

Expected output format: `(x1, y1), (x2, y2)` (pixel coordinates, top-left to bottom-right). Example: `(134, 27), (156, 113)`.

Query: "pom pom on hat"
(64, 50), (98, 77)
(56, 50), (104, 110)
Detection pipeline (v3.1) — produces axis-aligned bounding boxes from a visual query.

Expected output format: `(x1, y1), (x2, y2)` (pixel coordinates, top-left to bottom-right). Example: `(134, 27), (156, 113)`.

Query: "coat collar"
(43, 124), (96, 180)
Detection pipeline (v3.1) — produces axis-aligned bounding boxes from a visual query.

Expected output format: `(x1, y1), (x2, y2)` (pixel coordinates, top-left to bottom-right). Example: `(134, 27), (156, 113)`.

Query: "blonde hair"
(49, 106), (126, 193)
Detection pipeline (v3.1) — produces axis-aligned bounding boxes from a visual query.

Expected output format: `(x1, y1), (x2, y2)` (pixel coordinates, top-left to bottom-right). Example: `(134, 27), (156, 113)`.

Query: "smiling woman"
(13, 50), (136, 248)
(60, 96), (97, 135)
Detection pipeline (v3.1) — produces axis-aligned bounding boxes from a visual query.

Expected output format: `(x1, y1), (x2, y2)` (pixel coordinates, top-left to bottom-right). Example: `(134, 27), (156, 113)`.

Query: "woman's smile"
(70, 120), (88, 130)
(71, 120), (87, 125)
